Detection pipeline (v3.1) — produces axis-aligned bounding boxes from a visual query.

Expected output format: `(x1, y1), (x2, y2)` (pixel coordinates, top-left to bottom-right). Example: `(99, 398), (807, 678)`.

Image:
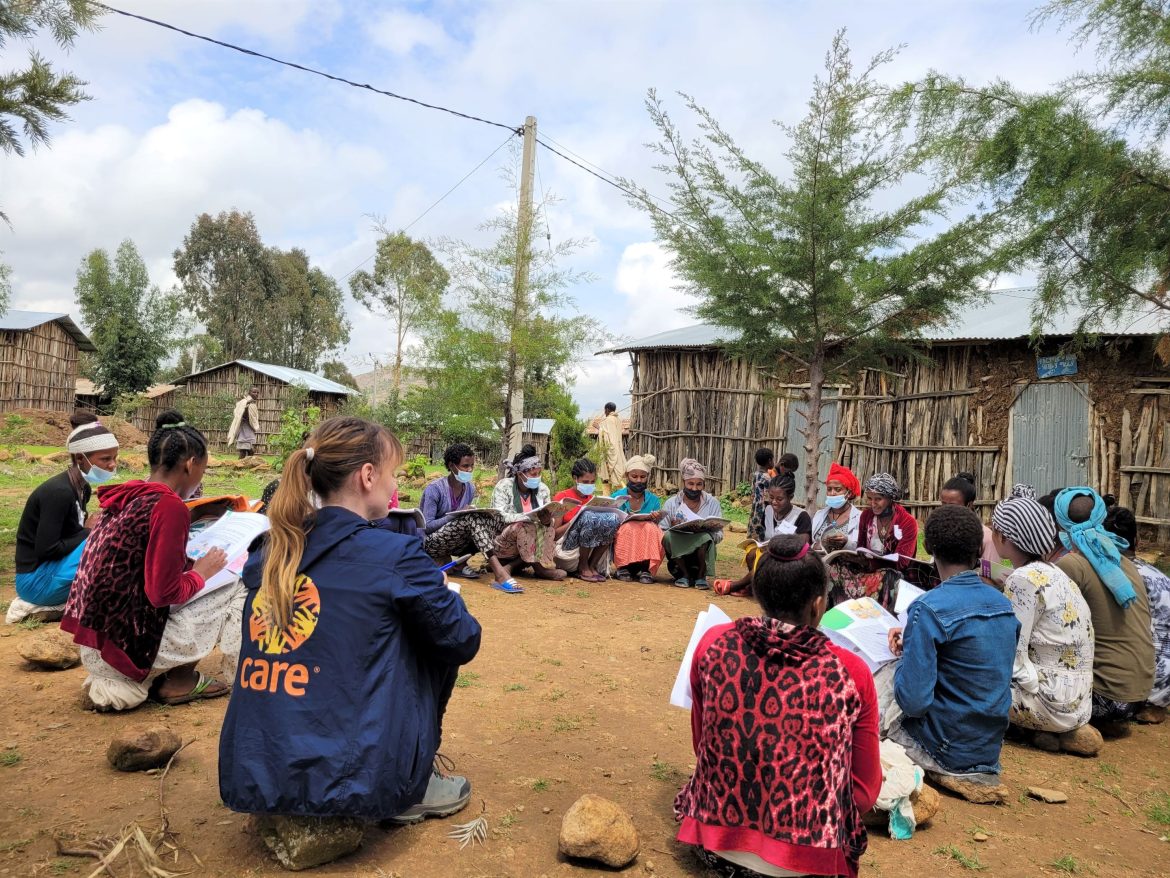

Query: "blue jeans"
(15, 540), (86, 606)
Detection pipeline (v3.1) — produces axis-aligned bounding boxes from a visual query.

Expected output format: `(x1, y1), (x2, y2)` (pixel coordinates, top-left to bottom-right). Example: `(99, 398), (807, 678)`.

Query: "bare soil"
(2, 561), (1169, 878)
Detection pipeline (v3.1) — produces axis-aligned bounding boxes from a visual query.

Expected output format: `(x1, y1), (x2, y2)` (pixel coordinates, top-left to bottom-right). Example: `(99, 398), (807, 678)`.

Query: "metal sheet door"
(1011, 382), (1091, 490)
(785, 389), (840, 503)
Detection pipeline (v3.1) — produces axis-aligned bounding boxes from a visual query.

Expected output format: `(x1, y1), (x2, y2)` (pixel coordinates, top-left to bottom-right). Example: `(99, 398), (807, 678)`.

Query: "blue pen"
(439, 553), (473, 573)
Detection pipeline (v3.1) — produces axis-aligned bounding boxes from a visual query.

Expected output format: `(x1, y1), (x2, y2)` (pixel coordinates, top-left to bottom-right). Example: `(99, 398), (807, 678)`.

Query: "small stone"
(972, 832), (989, 842)
(18, 632), (79, 670)
(251, 814), (366, 871)
(516, 805), (525, 813)
(646, 860), (656, 872)
(542, 806), (552, 814)
(1027, 786), (1068, 804)
(911, 784), (942, 824)
(602, 771), (612, 778)
(558, 794), (639, 868)
(106, 725), (182, 772)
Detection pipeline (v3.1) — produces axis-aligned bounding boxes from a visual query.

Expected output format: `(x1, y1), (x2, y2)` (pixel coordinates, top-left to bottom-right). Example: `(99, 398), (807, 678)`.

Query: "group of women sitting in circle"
(418, 442), (728, 592)
(11, 412), (1170, 878)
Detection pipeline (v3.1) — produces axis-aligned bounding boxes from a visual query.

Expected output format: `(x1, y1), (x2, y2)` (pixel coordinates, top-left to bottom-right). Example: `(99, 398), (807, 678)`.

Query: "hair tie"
(304, 446), (315, 462)
(160, 421), (187, 429)
(768, 541), (810, 562)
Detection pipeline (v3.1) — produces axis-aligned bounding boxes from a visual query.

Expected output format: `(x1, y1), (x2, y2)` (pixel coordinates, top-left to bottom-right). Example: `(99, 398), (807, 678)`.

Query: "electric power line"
(340, 129), (518, 281)
(91, 2), (521, 136)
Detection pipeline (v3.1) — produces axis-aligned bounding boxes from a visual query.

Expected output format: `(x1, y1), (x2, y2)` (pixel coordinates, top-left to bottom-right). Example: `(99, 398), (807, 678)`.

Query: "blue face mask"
(524, 476), (542, 490)
(454, 470), (474, 484)
(577, 483), (596, 496)
(824, 494), (848, 510)
(82, 458), (117, 485)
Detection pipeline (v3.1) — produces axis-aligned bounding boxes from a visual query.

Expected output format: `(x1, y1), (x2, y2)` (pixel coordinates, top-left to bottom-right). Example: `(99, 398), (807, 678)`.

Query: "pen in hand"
(439, 553), (473, 573)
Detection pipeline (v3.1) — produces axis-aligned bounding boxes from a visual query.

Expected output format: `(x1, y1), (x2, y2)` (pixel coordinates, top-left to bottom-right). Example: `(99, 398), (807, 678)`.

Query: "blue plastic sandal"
(673, 578), (693, 589)
(492, 578), (525, 594)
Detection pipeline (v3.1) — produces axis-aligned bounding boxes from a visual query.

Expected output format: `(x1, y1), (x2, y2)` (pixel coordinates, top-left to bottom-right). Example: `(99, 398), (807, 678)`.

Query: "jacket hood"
(96, 480), (176, 514)
(735, 616), (829, 669)
(243, 506), (371, 588)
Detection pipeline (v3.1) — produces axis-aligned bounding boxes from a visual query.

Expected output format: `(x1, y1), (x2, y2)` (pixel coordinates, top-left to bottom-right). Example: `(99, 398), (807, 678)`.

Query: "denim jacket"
(894, 570), (1020, 774)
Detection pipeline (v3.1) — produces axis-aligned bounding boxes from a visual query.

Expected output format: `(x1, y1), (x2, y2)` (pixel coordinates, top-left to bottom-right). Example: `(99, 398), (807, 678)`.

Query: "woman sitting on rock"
(219, 417), (482, 839)
(675, 534), (881, 878)
(659, 458), (725, 590)
(553, 459), (620, 581)
(9, 414), (120, 624)
(61, 411), (238, 711)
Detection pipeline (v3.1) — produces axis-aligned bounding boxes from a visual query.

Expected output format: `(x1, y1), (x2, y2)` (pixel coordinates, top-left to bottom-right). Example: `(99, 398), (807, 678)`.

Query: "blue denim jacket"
(894, 570), (1020, 774)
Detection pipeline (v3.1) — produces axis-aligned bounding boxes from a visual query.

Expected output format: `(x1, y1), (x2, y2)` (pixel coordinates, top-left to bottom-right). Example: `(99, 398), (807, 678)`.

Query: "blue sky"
(1, 0), (1091, 415)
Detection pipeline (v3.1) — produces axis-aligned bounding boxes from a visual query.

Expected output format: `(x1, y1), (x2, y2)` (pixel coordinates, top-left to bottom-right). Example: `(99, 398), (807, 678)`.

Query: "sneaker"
(388, 769), (472, 825)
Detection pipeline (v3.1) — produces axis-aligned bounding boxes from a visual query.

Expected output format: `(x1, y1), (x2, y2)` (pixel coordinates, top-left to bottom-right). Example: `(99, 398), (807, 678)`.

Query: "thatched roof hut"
(0, 311), (94, 413)
(132, 360), (352, 454)
(600, 289), (1170, 539)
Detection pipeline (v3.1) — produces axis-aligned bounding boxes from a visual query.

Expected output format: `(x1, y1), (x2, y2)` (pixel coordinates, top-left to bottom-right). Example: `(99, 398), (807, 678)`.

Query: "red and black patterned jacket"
(675, 617), (881, 878)
(62, 481), (203, 681)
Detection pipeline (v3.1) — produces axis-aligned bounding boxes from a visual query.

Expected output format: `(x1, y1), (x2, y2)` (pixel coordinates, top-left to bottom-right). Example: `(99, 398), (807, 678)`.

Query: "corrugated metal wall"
(786, 391), (839, 503)
(1011, 382), (1090, 490)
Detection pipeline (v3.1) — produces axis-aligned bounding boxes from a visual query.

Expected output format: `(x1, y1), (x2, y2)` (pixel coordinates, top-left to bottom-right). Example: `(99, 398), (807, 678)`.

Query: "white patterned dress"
(1004, 561), (1095, 732)
(1136, 559), (1170, 708)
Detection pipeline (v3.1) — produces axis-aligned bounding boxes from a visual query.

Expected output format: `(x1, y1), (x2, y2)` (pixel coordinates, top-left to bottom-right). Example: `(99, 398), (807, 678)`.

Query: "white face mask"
(82, 454), (117, 485)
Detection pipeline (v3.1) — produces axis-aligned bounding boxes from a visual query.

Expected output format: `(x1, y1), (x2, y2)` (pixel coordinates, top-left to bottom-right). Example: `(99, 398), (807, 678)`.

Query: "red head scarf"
(826, 463), (861, 498)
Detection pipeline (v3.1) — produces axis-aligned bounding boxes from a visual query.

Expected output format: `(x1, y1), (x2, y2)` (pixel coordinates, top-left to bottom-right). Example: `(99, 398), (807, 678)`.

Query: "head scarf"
(1054, 487), (1136, 608)
(991, 496), (1055, 559)
(1008, 483), (1037, 501)
(66, 421), (119, 455)
(679, 458), (706, 480)
(625, 453), (656, 476)
(863, 473), (901, 501)
(826, 462), (861, 497)
(505, 456), (542, 478)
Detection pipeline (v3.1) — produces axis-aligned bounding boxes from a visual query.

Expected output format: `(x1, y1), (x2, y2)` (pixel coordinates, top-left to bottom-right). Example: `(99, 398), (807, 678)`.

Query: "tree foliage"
(625, 33), (1009, 507)
(172, 210), (349, 370)
(75, 239), (177, 400)
(0, 0), (99, 223)
(897, 0), (1170, 333)
(349, 231), (448, 403)
(320, 359), (358, 389)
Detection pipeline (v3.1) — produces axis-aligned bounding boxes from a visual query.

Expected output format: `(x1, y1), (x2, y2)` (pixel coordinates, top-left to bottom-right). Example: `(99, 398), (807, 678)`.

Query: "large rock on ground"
(18, 631), (79, 669)
(251, 815), (366, 871)
(106, 725), (182, 772)
(558, 794), (639, 868)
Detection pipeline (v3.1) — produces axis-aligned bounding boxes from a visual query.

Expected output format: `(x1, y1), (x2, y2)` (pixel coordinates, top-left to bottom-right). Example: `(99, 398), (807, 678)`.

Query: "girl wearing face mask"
(611, 455), (665, 583)
(420, 443), (512, 587)
(9, 414), (121, 624)
(553, 458), (620, 582)
(660, 458), (725, 589)
(489, 444), (566, 591)
(810, 463), (862, 552)
(62, 410), (232, 711)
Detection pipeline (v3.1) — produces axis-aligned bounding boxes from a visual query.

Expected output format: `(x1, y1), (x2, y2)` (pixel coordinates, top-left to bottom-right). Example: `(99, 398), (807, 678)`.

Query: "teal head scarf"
(1054, 487), (1136, 609)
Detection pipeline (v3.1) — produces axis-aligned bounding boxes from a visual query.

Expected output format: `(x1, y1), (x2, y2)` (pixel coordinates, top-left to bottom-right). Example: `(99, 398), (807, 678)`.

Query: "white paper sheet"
(670, 604), (733, 709)
(894, 580), (925, 625)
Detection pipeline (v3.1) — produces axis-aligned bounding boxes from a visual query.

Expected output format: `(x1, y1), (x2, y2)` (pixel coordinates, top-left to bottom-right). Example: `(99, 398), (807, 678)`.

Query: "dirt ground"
(2, 564), (1169, 878)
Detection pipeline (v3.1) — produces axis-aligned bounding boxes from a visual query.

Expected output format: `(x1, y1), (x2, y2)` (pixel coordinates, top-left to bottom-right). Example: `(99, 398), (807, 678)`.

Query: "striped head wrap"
(863, 472), (901, 500)
(66, 421), (120, 455)
(679, 458), (706, 480)
(505, 455), (542, 477)
(991, 495), (1055, 559)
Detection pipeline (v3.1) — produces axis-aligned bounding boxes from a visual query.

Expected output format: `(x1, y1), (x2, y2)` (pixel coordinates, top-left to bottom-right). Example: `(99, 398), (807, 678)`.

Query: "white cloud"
(367, 10), (453, 56)
(612, 241), (694, 336)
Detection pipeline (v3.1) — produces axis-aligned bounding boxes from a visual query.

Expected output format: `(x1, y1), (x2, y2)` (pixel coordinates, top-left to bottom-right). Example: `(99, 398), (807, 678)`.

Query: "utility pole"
(502, 115), (537, 470)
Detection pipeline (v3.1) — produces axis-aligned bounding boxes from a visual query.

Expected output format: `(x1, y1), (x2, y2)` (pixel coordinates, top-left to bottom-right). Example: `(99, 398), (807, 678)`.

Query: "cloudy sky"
(1, 0), (1090, 414)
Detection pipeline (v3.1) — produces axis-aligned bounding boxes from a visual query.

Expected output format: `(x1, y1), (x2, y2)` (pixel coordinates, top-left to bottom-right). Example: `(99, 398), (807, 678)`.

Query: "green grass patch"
(0, 838), (32, 853)
(454, 671), (481, 689)
(575, 589), (590, 598)
(1051, 854), (1082, 874)
(650, 759), (686, 783)
(531, 778), (551, 792)
(503, 683), (526, 692)
(16, 617), (42, 631)
(544, 688), (567, 702)
(0, 751), (22, 767)
(933, 845), (986, 871)
(543, 585), (566, 595)
(552, 714), (582, 732)
(541, 657), (563, 667)
(1146, 792), (1170, 825)
(498, 812), (518, 828)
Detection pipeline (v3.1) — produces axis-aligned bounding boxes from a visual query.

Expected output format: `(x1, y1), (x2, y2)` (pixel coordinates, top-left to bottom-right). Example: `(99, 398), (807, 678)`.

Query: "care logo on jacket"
(239, 575), (321, 697)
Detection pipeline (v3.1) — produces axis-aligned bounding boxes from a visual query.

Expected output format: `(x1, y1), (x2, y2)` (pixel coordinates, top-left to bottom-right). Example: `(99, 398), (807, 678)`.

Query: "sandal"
(637, 572), (655, 584)
(459, 565), (482, 579)
(153, 672), (229, 706)
(492, 578), (525, 594)
(694, 579), (711, 590)
(712, 578), (733, 595)
(614, 569), (633, 582)
(673, 578), (693, 589)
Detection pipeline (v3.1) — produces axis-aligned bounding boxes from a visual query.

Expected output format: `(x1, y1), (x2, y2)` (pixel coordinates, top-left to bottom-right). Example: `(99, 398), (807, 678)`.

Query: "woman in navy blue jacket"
(219, 417), (482, 824)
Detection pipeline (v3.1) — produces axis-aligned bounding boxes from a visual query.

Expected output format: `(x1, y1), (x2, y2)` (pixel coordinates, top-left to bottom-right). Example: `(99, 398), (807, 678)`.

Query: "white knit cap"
(66, 422), (120, 455)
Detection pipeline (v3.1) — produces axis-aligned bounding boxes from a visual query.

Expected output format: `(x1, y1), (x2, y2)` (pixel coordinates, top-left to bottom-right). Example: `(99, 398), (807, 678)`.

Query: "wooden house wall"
(0, 321), (79, 413)
(627, 338), (1170, 541)
(132, 364), (346, 454)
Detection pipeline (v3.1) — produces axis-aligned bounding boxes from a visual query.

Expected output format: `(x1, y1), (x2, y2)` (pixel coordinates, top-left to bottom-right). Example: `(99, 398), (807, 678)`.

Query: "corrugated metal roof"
(174, 359), (354, 395)
(524, 418), (556, 435)
(0, 310), (96, 352)
(599, 289), (1167, 353)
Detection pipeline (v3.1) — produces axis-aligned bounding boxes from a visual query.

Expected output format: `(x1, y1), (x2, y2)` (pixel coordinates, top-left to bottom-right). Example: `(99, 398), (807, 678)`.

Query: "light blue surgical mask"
(454, 470), (474, 484)
(524, 476), (542, 490)
(577, 483), (596, 496)
(82, 457), (117, 485)
(824, 494), (848, 510)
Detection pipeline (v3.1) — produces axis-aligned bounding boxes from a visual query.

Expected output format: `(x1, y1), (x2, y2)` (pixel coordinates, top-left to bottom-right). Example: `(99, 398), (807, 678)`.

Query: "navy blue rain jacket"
(218, 506), (482, 819)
